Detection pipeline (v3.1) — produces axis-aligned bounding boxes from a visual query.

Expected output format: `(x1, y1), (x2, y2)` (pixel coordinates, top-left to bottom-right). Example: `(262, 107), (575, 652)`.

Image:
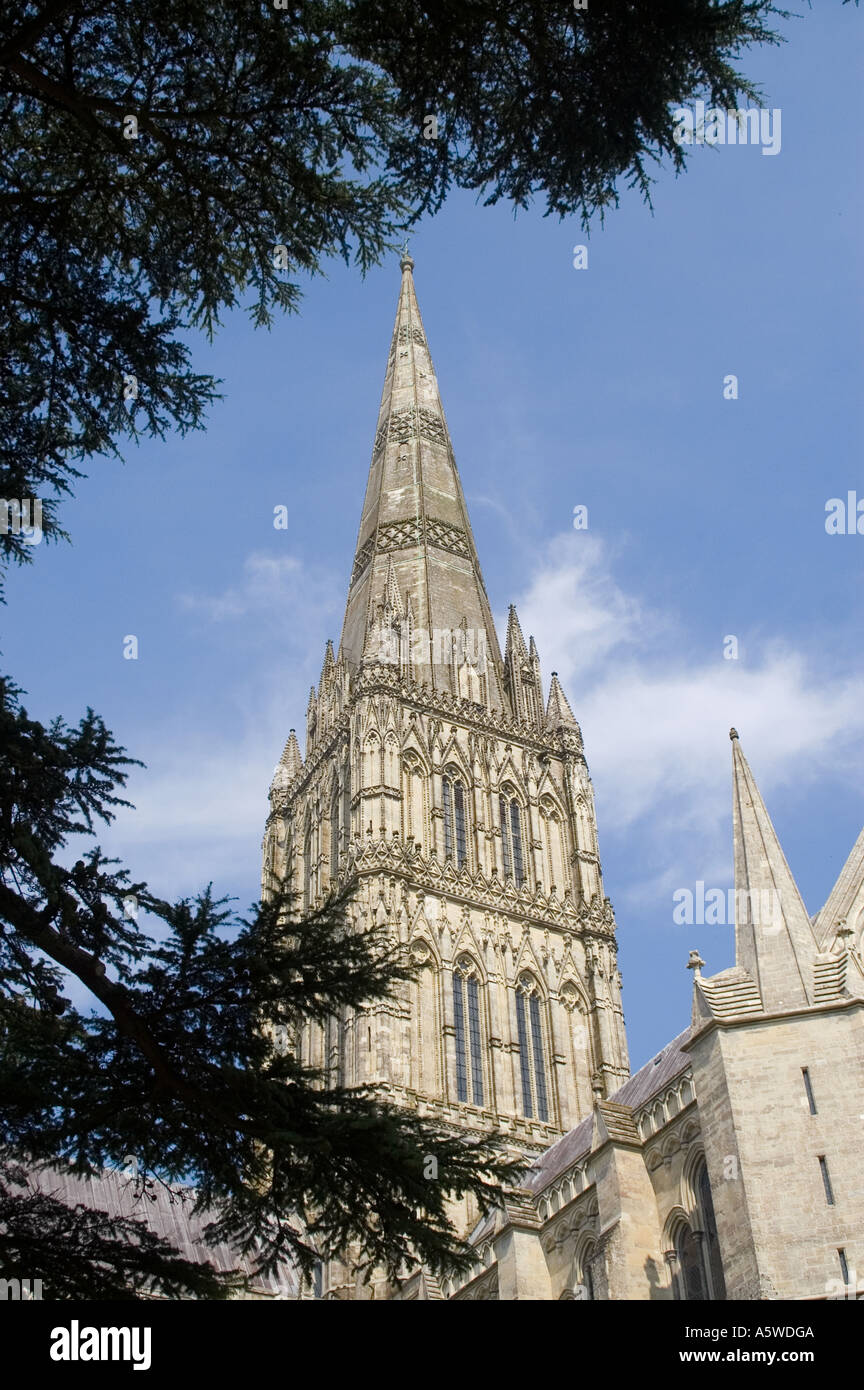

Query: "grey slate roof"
(23, 1165), (298, 1299)
(525, 1026), (694, 1194)
(609, 1026), (693, 1110)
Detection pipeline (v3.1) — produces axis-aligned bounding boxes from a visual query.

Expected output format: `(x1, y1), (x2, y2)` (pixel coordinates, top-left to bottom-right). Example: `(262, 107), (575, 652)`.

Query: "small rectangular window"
(838, 1249), (850, 1287)
(802, 1067), (817, 1114)
(818, 1156), (835, 1206)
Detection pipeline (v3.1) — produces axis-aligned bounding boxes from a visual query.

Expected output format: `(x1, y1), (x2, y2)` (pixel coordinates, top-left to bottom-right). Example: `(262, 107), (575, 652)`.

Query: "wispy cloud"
(179, 551), (341, 634)
(97, 535), (864, 916)
(507, 532), (864, 901)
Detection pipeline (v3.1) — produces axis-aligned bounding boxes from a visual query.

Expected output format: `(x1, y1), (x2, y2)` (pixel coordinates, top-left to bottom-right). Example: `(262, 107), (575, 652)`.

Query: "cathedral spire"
(730, 728), (819, 1010)
(338, 256), (507, 710)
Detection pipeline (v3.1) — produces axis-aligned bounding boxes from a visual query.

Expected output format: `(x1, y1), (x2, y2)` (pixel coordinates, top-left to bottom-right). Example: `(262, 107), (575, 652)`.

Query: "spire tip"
(729, 727), (739, 741)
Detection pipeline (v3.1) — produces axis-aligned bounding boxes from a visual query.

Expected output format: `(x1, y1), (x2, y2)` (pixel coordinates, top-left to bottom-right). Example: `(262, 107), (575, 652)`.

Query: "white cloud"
(96, 535), (864, 914)
(509, 533), (864, 904)
(179, 551), (340, 632)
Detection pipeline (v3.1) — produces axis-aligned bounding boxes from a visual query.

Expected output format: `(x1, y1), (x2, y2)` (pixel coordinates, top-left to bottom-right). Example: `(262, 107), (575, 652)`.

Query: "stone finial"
(729, 727), (739, 741)
(399, 241), (414, 272)
(687, 949), (706, 977)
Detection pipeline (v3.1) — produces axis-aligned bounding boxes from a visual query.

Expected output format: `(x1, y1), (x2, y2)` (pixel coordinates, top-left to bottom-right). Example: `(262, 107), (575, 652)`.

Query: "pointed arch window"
(695, 1162), (726, 1300)
(515, 975), (549, 1121)
(303, 815), (315, 910)
(540, 796), (567, 891)
(500, 794), (524, 883)
(442, 774), (468, 869)
(578, 1242), (597, 1301)
(330, 785), (340, 882)
(671, 1221), (706, 1301)
(402, 756), (426, 850)
(452, 957), (484, 1105)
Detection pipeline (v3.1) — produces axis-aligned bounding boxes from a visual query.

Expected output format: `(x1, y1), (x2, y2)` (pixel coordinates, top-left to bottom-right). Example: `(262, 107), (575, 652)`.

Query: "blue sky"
(4, 3), (863, 1072)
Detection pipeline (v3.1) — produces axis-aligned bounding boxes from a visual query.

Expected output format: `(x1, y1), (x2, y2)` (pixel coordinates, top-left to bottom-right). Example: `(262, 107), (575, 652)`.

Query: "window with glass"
(330, 787), (340, 881)
(672, 1222), (706, 1301)
(515, 975), (549, 1121)
(442, 774), (468, 868)
(452, 957), (484, 1105)
(696, 1162), (726, 1300)
(500, 794), (524, 882)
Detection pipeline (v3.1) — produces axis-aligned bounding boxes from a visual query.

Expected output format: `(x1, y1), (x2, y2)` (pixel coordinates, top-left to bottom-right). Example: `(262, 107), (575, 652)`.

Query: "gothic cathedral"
(262, 258), (864, 1301)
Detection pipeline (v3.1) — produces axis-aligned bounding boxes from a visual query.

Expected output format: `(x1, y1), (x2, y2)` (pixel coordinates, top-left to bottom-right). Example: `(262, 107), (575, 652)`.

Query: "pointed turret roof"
(546, 672), (579, 731)
(338, 255), (507, 710)
(271, 728), (303, 794)
(730, 728), (819, 1010)
(504, 605), (528, 664)
(279, 729), (303, 779)
(319, 639), (336, 691)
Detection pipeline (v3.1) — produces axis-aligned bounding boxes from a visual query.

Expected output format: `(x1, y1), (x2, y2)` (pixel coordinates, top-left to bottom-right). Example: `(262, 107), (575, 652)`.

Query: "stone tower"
(262, 256), (630, 1239)
(684, 730), (864, 1300)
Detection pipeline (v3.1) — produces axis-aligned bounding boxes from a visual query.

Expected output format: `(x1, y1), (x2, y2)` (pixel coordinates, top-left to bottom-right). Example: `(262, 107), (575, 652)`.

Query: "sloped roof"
(23, 1165), (298, 1298)
(525, 1027), (694, 1194)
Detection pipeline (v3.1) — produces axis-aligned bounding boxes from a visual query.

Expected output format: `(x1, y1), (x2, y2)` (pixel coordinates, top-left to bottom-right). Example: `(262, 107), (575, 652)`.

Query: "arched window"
(499, 793), (524, 882)
(402, 757), (426, 850)
(384, 733), (398, 787)
(696, 1162), (726, 1300)
(541, 797), (567, 891)
(515, 975), (549, 1122)
(364, 734), (380, 788)
(442, 774), (468, 869)
(452, 957), (484, 1106)
(303, 815), (314, 910)
(330, 786), (340, 882)
(578, 1242), (597, 1301)
(671, 1221), (706, 1301)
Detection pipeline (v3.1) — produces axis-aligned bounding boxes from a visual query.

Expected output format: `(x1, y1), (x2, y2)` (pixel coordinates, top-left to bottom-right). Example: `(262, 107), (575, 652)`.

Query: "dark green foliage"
(0, 676), (523, 1294)
(0, 0), (795, 573)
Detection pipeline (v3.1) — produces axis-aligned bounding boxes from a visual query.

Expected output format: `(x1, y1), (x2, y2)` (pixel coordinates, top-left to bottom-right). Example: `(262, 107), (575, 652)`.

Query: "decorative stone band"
(350, 513), (472, 586)
(372, 404), (448, 459)
(264, 831), (618, 938)
(386, 324), (428, 364)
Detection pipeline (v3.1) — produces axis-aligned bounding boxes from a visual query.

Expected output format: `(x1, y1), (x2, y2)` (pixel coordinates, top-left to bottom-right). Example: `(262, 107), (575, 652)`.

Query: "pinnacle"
(546, 672), (579, 731)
